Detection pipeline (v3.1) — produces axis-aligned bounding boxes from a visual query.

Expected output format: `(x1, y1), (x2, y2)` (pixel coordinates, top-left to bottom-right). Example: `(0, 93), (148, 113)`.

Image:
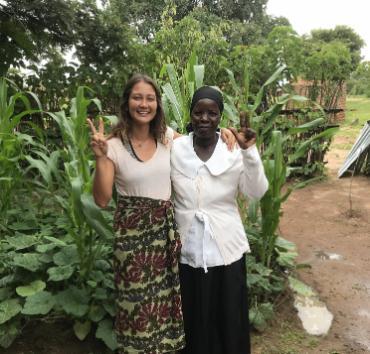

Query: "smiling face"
(191, 98), (221, 139)
(128, 81), (158, 126)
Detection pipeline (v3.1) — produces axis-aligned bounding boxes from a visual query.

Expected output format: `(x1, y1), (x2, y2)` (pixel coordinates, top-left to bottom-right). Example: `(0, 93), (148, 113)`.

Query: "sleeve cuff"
(240, 144), (260, 162)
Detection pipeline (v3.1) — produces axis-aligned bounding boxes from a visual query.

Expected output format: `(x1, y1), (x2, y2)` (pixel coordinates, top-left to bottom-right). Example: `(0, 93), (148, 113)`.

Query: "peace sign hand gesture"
(229, 112), (257, 150)
(86, 117), (108, 158)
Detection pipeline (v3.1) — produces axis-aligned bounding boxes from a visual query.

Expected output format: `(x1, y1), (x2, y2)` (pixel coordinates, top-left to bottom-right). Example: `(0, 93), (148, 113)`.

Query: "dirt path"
(273, 142), (370, 353)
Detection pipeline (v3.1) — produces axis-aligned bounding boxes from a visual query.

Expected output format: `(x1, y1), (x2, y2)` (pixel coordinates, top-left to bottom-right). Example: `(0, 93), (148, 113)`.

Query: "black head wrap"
(190, 86), (224, 114)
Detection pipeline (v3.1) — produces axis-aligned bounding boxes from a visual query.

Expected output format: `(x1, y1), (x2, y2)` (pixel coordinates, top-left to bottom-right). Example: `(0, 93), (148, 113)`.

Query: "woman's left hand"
(220, 128), (237, 151)
(229, 112), (257, 150)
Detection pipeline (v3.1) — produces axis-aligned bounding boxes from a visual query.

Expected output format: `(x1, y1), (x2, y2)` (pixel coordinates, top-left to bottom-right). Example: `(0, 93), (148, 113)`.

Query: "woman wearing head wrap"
(171, 86), (269, 354)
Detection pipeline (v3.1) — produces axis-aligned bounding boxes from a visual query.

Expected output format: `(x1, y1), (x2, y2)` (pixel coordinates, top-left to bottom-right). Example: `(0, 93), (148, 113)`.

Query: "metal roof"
(338, 120), (370, 178)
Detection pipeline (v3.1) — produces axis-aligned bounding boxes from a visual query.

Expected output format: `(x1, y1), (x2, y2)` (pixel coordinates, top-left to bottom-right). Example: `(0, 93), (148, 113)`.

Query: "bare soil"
(252, 141), (370, 354)
(3, 139), (370, 354)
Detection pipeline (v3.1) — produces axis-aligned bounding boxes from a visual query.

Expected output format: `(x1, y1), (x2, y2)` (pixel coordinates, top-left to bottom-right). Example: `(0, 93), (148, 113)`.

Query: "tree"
(265, 26), (304, 80)
(202, 0), (268, 22)
(152, 9), (229, 84)
(301, 40), (352, 109)
(71, 1), (148, 111)
(310, 25), (364, 71)
(109, 0), (269, 41)
(347, 61), (370, 96)
(0, 0), (76, 75)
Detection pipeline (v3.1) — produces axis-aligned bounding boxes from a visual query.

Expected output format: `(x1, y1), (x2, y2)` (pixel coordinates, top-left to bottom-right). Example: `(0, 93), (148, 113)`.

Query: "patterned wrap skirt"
(113, 195), (185, 353)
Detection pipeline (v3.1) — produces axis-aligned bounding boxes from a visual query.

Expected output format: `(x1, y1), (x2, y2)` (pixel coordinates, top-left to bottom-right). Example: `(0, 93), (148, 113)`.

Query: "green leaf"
(96, 318), (117, 350)
(22, 291), (56, 315)
(80, 194), (113, 239)
(53, 245), (79, 266)
(12, 253), (41, 272)
(103, 301), (116, 317)
(24, 155), (52, 186)
(288, 276), (315, 297)
(249, 302), (274, 332)
(276, 248), (298, 268)
(93, 288), (108, 300)
(56, 287), (89, 317)
(44, 236), (67, 246)
(73, 320), (91, 341)
(193, 65), (205, 89)
(0, 299), (22, 325)
(0, 289), (11, 302)
(288, 127), (338, 164)
(47, 265), (74, 281)
(88, 305), (106, 322)
(16, 280), (46, 297)
(7, 221), (37, 231)
(87, 280), (97, 288)
(225, 68), (241, 96)
(103, 115), (118, 126)
(39, 253), (53, 263)
(36, 243), (58, 253)
(0, 320), (20, 348)
(287, 118), (325, 134)
(6, 234), (38, 250)
(275, 237), (297, 251)
(0, 275), (15, 288)
(162, 83), (183, 129)
(165, 64), (183, 108)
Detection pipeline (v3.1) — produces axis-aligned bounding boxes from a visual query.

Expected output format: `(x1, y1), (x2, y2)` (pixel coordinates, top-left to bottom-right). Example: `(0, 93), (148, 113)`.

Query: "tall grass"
(336, 96), (370, 145)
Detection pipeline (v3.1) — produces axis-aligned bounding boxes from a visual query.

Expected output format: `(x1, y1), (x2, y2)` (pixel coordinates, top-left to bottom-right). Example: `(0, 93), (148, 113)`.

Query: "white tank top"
(107, 127), (174, 200)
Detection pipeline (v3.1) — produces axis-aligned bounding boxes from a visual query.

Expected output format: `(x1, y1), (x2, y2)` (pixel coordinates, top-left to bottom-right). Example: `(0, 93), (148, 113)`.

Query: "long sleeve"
(238, 144), (268, 200)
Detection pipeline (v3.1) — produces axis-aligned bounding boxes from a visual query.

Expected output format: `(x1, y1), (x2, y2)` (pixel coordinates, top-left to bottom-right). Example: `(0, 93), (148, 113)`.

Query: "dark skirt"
(179, 256), (250, 354)
(113, 195), (185, 353)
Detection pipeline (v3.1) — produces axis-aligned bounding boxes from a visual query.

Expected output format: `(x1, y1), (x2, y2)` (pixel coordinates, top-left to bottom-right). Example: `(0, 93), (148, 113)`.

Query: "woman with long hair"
(88, 74), (185, 353)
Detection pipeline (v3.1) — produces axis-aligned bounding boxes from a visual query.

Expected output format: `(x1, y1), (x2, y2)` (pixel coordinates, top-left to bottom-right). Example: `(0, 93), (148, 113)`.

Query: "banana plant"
(160, 51), (205, 133)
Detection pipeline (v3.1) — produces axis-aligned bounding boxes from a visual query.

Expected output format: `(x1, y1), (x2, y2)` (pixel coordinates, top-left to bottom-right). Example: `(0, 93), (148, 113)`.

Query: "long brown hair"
(111, 74), (167, 144)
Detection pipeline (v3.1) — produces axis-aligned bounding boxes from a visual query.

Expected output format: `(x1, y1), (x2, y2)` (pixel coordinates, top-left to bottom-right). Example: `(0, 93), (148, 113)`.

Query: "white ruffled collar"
(171, 132), (240, 178)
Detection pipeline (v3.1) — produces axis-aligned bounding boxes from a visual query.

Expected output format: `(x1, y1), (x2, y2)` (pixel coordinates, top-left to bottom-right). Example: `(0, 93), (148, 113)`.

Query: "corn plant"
(44, 87), (115, 278)
(224, 65), (339, 329)
(0, 77), (42, 231)
(44, 87), (116, 349)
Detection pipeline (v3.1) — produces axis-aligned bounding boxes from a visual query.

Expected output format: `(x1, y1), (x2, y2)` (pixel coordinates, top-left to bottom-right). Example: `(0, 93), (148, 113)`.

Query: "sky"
(266, 0), (370, 61)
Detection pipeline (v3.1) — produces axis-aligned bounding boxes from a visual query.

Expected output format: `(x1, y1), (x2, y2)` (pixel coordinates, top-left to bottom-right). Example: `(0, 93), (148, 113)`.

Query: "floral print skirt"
(113, 195), (185, 353)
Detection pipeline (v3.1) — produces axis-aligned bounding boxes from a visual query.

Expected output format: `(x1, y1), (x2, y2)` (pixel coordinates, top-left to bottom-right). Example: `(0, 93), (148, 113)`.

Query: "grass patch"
(251, 297), (323, 354)
(331, 143), (353, 150)
(345, 96), (370, 124)
(252, 319), (320, 354)
(335, 96), (370, 147)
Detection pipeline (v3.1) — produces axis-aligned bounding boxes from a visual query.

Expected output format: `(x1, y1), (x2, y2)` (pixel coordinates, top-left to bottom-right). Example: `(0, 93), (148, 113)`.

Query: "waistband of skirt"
(116, 194), (173, 210)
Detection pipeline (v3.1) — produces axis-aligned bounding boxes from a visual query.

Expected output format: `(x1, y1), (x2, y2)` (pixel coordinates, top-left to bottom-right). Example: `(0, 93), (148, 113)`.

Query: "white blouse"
(171, 133), (268, 270)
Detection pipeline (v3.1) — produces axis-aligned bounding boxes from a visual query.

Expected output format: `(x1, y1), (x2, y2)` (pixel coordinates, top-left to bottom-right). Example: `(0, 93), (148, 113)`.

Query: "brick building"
(290, 79), (346, 121)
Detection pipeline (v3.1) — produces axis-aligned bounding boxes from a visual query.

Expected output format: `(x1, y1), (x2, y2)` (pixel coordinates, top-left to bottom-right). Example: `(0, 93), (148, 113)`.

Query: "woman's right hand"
(87, 117), (108, 157)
